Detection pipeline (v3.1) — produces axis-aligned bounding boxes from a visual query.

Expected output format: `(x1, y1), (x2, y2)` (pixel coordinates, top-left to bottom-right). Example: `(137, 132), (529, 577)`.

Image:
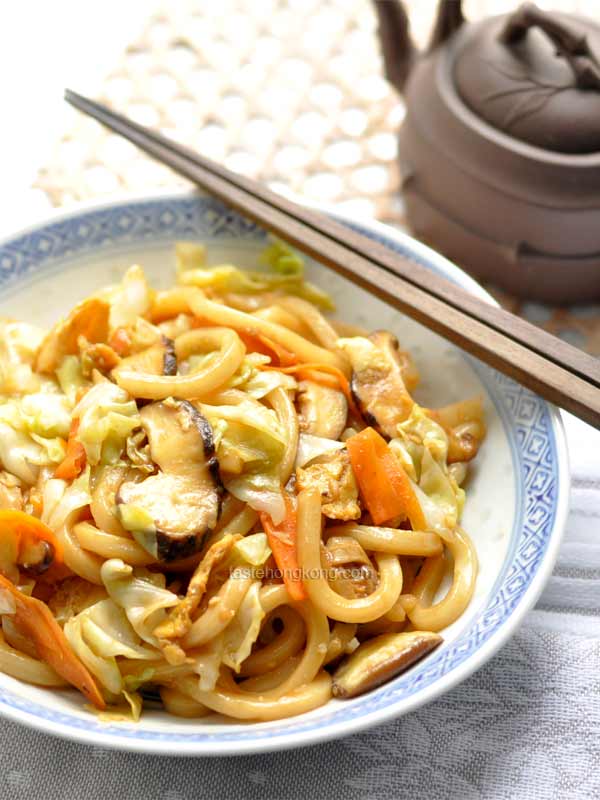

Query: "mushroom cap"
(117, 400), (221, 562)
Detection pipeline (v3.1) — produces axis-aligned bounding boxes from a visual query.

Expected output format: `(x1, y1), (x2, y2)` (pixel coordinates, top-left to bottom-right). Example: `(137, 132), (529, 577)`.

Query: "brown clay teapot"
(373, 0), (600, 303)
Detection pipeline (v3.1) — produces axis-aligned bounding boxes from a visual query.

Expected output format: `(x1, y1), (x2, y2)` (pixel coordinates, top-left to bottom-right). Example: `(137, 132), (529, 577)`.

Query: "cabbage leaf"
(221, 581), (265, 672)
(176, 237), (333, 310)
(201, 396), (287, 522)
(100, 559), (179, 647)
(64, 598), (157, 695)
(42, 468), (92, 531)
(96, 265), (153, 329)
(73, 382), (140, 466)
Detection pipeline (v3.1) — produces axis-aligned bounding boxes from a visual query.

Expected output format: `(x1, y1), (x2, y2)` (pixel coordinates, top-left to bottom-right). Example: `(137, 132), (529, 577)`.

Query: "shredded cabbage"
(229, 532), (271, 568)
(19, 393), (72, 439)
(0, 320), (45, 363)
(192, 635), (225, 691)
(189, 582), (265, 686)
(180, 263), (333, 310)
(30, 433), (66, 464)
(202, 400), (282, 518)
(100, 559), (179, 647)
(200, 397), (286, 463)
(398, 405), (449, 464)
(0, 391), (71, 478)
(295, 433), (345, 469)
(394, 404), (465, 526)
(0, 321), (45, 395)
(56, 355), (89, 406)
(221, 582), (265, 672)
(0, 422), (44, 484)
(388, 437), (419, 482)
(64, 598), (157, 695)
(73, 382), (140, 466)
(125, 429), (154, 473)
(95, 689), (144, 722)
(239, 366), (296, 400)
(260, 237), (304, 276)
(42, 468), (91, 531)
(97, 264), (153, 329)
(419, 447), (462, 528)
(201, 397), (288, 523)
(224, 471), (286, 524)
(177, 237), (333, 310)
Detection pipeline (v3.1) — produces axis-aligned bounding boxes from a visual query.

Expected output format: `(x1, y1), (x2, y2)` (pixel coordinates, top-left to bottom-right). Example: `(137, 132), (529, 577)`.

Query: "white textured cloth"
(0, 414), (598, 800)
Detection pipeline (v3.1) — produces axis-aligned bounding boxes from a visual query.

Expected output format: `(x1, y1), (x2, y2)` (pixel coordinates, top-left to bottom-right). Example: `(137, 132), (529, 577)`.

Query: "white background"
(0, 1), (158, 234)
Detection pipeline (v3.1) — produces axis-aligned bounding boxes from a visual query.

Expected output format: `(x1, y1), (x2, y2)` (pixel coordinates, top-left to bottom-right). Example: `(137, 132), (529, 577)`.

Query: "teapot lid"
(453, 4), (600, 154)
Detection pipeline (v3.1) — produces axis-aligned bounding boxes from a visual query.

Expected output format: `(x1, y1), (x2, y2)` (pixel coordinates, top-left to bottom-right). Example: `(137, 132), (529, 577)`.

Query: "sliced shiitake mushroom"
(112, 335), (177, 380)
(332, 630), (442, 698)
(340, 331), (416, 439)
(116, 400), (221, 562)
(323, 536), (378, 599)
(18, 538), (55, 576)
(297, 380), (348, 440)
(428, 397), (486, 464)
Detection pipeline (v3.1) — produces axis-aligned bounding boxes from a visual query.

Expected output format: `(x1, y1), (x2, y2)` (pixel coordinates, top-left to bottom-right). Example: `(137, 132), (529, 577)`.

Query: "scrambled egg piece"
(296, 450), (360, 521)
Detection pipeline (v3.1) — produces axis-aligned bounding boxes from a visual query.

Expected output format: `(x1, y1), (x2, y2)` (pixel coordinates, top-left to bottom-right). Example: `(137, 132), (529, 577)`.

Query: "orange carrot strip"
(191, 316), (299, 368)
(256, 334), (298, 367)
(54, 419), (86, 481)
(0, 574), (105, 709)
(238, 331), (298, 367)
(0, 509), (63, 565)
(346, 427), (426, 529)
(260, 496), (307, 602)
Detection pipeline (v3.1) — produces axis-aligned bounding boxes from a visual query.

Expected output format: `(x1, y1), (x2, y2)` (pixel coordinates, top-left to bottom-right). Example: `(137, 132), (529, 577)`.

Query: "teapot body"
(397, 14), (600, 302)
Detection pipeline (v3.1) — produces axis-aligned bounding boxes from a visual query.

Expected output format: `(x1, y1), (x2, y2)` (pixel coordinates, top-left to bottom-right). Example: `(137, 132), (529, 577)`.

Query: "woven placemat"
(34, 0), (600, 354)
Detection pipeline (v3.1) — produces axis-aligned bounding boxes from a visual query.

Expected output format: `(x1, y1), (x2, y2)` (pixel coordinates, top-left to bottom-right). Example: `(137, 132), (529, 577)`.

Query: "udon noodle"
(0, 240), (484, 721)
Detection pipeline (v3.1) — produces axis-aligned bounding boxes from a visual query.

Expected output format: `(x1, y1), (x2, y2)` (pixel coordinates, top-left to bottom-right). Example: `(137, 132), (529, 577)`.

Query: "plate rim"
(0, 189), (570, 755)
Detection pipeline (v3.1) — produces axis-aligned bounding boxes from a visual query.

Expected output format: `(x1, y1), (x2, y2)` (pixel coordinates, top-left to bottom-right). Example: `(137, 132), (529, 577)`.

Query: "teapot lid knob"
(454, 2), (600, 153)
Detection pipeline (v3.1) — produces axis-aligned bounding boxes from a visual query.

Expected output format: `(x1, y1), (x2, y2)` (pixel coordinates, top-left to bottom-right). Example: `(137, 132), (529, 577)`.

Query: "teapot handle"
(499, 2), (600, 91)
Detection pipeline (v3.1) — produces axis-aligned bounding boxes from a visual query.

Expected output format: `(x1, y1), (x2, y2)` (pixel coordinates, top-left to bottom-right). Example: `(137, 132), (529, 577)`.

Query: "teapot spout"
(372, 0), (416, 93)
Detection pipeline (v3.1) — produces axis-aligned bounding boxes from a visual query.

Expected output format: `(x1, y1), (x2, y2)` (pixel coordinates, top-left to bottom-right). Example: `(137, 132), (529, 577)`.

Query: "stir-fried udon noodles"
(0, 240), (485, 721)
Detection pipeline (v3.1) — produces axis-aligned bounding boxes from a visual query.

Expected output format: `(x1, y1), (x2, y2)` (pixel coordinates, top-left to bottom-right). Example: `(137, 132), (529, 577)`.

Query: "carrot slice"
(260, 496), (307, 602)
(241, 331), (298, 367)
(0, 509), (63, 566)
(0, 574), (105, 709)
(346, 427), (426, 529)
(54, 419), (86, 481)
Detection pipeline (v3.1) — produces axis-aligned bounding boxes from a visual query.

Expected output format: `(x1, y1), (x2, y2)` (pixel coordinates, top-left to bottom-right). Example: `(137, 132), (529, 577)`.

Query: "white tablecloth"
(0, 413), (597, 800)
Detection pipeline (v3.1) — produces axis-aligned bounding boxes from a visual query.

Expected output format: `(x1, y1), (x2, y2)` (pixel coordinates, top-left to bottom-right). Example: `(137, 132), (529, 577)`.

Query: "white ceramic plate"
(0, 191), (569, 755)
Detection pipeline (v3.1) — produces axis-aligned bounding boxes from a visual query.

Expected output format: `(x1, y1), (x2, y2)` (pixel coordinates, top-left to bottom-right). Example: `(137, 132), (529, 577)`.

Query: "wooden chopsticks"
(65, 89), (600, 429)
